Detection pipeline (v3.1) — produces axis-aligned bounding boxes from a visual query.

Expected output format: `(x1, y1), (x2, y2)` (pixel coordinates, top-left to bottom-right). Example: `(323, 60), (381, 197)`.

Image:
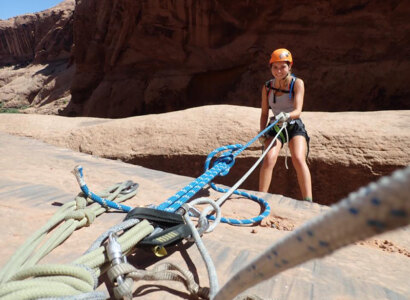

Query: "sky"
(0, 0), (64, 20)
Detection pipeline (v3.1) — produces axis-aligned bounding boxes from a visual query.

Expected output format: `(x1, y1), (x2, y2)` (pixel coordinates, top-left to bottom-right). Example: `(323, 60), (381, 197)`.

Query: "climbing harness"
(265, 76), (296, 103)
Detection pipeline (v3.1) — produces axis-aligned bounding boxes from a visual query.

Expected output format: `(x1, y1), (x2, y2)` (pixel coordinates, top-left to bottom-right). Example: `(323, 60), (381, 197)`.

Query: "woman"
(259, 48), (312, 202)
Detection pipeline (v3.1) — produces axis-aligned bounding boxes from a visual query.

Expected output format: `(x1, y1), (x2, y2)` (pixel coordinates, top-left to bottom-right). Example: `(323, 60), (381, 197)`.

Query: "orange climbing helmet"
(269, 48), (293, 67)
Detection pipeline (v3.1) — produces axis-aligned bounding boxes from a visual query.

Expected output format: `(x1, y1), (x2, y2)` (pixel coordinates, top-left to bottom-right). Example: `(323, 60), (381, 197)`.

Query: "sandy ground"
(0, 132), (409, 299)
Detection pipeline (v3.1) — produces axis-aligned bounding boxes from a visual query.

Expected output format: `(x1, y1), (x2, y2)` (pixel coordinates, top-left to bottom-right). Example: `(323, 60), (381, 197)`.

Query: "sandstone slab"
(0, 132), (409, 299)
(0, 106), (409, 205)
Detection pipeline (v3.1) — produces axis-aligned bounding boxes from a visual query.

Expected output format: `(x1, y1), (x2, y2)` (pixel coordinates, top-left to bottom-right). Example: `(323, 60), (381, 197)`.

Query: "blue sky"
(0, 0), (64, 20)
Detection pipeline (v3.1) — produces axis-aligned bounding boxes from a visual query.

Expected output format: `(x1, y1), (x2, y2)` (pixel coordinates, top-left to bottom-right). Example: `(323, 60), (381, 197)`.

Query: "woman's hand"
(275, 112), (290, 122)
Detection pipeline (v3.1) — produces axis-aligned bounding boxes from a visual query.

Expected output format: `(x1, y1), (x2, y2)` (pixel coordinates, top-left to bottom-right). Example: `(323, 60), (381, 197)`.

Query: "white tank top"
(267, 77), (295, 116)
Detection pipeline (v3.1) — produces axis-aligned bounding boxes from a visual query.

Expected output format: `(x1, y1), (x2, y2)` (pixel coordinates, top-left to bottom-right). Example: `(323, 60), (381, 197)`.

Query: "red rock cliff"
(66, 0), (410, 117)
(0, 0), (74, 65)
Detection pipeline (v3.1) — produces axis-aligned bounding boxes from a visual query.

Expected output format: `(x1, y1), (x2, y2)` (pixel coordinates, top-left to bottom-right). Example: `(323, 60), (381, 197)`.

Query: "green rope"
(0, 182), (136, 283)
(0, 220), (154, 299)
(0, 181), (152, 299)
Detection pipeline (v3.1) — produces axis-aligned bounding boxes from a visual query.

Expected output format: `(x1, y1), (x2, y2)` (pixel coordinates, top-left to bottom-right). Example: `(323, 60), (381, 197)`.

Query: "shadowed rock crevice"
(120, 154), (402, 205)
(187, 65), (249, 108)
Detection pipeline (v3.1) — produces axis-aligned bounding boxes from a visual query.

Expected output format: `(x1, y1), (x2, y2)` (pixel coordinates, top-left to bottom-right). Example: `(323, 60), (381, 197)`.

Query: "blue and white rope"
(156, 163), (228, 212)
(202, 123), (286, 228)
(213, 166), (410, 300)
(73, 120), (280, 225)
(73, 166), (133, 212)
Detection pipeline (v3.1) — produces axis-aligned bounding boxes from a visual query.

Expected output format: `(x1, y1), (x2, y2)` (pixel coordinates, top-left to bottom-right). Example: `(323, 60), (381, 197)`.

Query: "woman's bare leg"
(289, 135), (312, 199)
(259, 139), (282, 192)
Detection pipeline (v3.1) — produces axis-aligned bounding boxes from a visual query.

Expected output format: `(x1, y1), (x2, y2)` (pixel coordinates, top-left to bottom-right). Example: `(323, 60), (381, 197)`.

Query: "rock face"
(1, 106), (409, 205)
(0, 0), (75, 113)
(0, 62), (74, 113)
(0, 0), (75, 65)
(65, 0), (410, 117)
(1, 1), (409, 117)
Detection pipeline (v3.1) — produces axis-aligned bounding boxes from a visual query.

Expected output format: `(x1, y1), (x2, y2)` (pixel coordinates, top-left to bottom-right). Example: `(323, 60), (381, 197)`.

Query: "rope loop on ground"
(183, 203), (219, 298)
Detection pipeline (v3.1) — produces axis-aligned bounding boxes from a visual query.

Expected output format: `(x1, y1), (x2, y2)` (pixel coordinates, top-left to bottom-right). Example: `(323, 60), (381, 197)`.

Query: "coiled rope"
(0, 181), (156, 300)
(0, 220), (154, 300)
(213, 166), (410, 300)
(0, 181), (138, 284)
(181, 198), (223, 298)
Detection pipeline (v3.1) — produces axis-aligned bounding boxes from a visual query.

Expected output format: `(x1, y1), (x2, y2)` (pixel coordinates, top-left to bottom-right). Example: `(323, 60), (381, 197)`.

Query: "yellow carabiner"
(153, 245), (168, 257)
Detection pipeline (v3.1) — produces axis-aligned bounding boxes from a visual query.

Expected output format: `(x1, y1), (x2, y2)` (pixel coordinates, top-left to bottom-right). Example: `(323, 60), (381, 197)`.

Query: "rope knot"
(83, 209), (96, 226)
(75, 196), (87, 209)
(214, 152), (235, 176)
(65, 209), (96, 226)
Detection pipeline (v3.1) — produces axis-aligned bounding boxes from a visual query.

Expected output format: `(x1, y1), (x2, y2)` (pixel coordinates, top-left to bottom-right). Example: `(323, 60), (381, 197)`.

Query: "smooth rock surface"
(1, 106), (409, 205)
(0, 132), (409, 299)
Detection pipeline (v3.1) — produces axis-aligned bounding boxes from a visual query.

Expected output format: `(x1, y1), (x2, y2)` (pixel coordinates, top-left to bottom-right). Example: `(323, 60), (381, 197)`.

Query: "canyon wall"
(0, 0), (75, 113)
(1, 1), (408, 117)
(65, 0), (410, 117)
(0, 0), (74, 65)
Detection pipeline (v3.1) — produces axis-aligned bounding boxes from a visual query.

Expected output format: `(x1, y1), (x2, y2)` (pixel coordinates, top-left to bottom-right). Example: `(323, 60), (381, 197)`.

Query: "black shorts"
(266, 118), (310, 155)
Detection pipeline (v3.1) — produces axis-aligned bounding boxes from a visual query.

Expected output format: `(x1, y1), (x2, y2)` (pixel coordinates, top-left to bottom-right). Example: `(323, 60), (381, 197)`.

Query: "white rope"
(213, 166), (410, 300)
(283, 123), (289, 169)
(182, 198), (222, 298)
(199, 125), (287, 234)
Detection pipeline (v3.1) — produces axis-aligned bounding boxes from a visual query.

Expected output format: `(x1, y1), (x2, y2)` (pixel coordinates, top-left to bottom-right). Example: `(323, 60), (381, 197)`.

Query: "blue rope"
(74, 166), (132, 212)
(201, 144), (271, 224)
(156, 162), (228, 212)
(207, 184), (271, 225)
(74, 119), (280, 225)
